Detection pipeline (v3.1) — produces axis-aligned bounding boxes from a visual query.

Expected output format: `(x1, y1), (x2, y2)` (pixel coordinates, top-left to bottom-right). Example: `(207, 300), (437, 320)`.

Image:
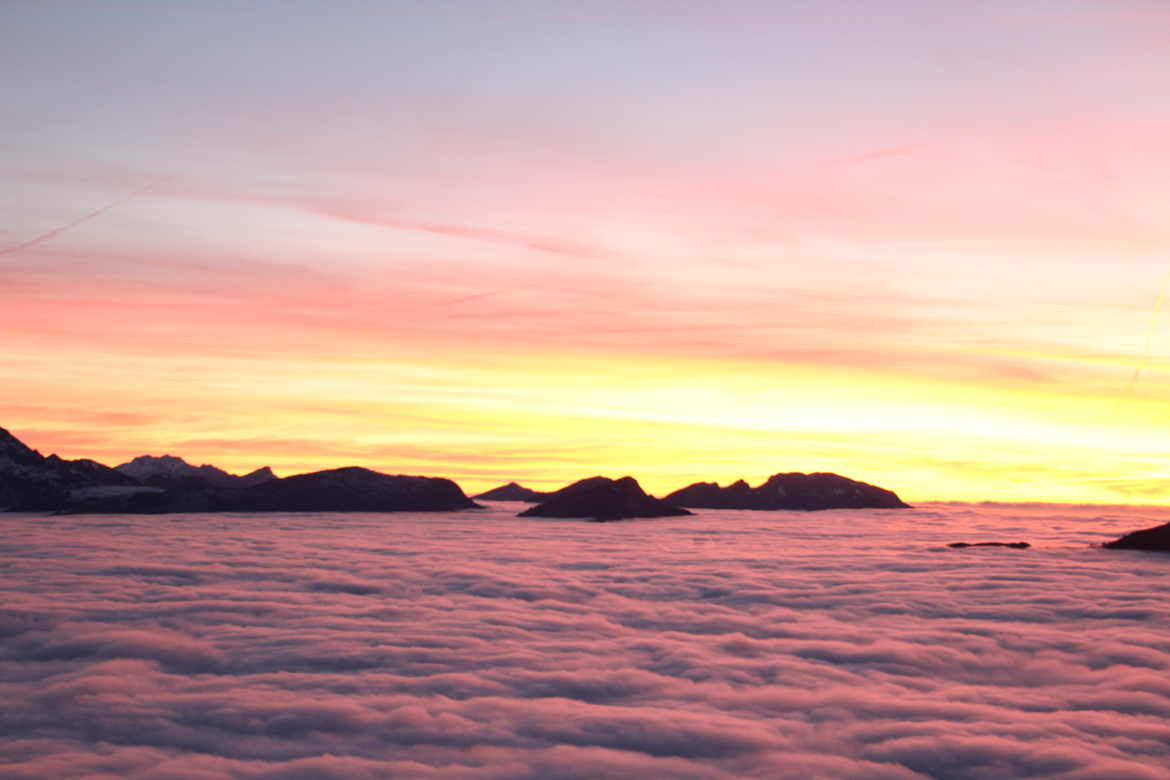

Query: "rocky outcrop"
(238, 466), (277, 487)
(1102, 523), (1170, 552)
(665, 472), (908, 511)
(665, 479), (756, 509)
(2, 425), (479, 515)
(518, 476), (691, 521)
(234, 467), (478, 512)
(948, 541), (1030, 549)
(116, 455), (277, 490)
(63, 466), (480, 514)
(0, 426), (139, 511)
(473, 482), (550, 502)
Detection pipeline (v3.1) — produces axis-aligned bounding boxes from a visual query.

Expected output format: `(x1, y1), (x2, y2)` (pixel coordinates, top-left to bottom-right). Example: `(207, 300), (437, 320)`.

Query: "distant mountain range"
(516, 476), (692, 521)
(115, 454), (276, 490)
(664, 473), (908, 510)
(0, 425), (909, 517)
(0, 426), (475, 514)
(474, 473), (908, 514)
(472, 482), (551, 502)
(0, 426), (140, 511)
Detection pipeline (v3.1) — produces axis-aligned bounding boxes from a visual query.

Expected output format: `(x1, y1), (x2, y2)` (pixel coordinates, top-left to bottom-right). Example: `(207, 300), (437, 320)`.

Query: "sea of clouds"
(3, 502), (1170, 779)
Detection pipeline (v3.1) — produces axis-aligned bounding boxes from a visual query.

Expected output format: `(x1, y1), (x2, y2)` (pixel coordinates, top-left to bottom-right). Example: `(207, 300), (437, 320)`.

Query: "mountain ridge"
(518, 476), (692, 521)
(0, 425), (910, 516)
(116, 454), (277, 489)
(0, 426), (477, 514)
(664, 472), (909, 510)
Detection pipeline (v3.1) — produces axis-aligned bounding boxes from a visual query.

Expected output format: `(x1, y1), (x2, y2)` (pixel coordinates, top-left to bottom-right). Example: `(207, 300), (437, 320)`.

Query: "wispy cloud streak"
(0, 178), (168, 257)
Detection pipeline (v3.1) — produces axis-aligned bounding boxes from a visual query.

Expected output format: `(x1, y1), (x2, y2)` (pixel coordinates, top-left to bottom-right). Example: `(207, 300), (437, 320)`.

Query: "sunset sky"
(3, 1), (1169, 503)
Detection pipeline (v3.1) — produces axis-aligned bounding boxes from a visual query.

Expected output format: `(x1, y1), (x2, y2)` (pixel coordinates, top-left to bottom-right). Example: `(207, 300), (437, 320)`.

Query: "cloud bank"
(3, 503), (1170, 778)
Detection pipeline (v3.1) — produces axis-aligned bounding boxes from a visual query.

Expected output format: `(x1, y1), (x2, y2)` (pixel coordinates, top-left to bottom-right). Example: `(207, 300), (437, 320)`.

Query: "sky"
(3, 0), (1170, 503)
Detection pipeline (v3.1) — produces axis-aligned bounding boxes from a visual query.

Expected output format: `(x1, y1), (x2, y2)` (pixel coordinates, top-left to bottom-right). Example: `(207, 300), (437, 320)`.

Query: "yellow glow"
(7, 335), (1170, 505)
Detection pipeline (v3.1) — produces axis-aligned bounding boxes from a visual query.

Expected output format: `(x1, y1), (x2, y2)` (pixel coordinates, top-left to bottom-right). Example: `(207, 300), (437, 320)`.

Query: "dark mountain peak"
(2, 425), (477, 515)
(63, 465), (480, 515)
(0, 426), (140, 511)
(116, 454), (272, 490)
(234, 466), (478, 512)
(239, 466), (277, 487)
(545, 475), (613, 499)
(473, 482), (550, 502)
(299, 466), (381, 480)
(0, 426), (44, 466)
(665, 471), (908, 511)
(0, 425), (33, 448)
(118, 454), (200, 477)
(519, 476), (690, 521)
(128, 454), (178, 464)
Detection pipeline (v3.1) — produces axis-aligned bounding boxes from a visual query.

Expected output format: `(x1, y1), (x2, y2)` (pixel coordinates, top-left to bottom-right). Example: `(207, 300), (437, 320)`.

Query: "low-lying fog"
(3, 502), (1170, 779)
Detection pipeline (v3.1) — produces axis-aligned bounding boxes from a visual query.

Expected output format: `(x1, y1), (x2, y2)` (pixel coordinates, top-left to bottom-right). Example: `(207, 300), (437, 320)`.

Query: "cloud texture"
(3, 503), (1170, 778)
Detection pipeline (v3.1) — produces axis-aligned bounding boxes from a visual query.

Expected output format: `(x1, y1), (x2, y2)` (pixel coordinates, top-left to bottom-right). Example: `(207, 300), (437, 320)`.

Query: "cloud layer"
(3, 503), (1170, 778)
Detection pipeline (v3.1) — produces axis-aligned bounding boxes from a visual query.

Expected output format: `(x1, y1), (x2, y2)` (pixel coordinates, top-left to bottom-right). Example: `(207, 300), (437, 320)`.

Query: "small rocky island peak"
(518, 476), (691, 521)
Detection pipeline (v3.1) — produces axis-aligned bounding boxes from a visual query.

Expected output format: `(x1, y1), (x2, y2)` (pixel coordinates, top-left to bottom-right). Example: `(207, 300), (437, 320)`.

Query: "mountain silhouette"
(518, 476), (691, 521)
(1103, 522), (1170, 552)
(116, 454), (277, 490)
(473, 482), (550, 502)
(0, 426), (138, 511)
(665, 472), (908, 511)
(1, 424), (906, 517)
(0, 426), (477, 514)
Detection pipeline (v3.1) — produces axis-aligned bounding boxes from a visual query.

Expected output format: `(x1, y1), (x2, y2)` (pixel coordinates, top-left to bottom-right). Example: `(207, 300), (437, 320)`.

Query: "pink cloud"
(4, 503), (1170, 777)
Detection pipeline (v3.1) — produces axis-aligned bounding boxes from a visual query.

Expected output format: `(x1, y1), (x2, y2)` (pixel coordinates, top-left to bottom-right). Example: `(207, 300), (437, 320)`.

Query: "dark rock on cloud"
(473, 481), (551, 502)
(666, 472), (908, 511)
(665, 479), (757, 509)
(519, 476), (691, 521)
(948, 541), (1030, 549)
(235, 466), (478, 512)
(68, 467), (480, 514)
(1103, 522), (1170, 551)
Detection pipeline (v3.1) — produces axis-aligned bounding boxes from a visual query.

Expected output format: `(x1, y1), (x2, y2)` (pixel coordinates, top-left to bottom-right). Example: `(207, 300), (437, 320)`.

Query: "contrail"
(823, 142), (927, 169)
(1126, 265), (1170, 392)
(436, 291), (498, 307)
(0, 178), (168, 257)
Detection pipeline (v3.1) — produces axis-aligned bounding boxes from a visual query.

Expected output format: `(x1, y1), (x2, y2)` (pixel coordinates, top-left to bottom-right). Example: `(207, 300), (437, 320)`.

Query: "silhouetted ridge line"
(518, 476), (691, 521)
(472, 482), (550, 502)
(0, 425), (140, 511)
(236, 467), (477, 512)
(116, 454), (277, 490)
(65, 467), (480, 515)
(0, 425), (479, 514)
(665, 472), (908, 510)
(1, 424), (905, 516)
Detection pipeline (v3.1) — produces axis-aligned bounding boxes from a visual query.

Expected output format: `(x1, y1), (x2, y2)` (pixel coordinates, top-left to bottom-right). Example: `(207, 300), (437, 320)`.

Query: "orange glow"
(5, 119), (1170, 505)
